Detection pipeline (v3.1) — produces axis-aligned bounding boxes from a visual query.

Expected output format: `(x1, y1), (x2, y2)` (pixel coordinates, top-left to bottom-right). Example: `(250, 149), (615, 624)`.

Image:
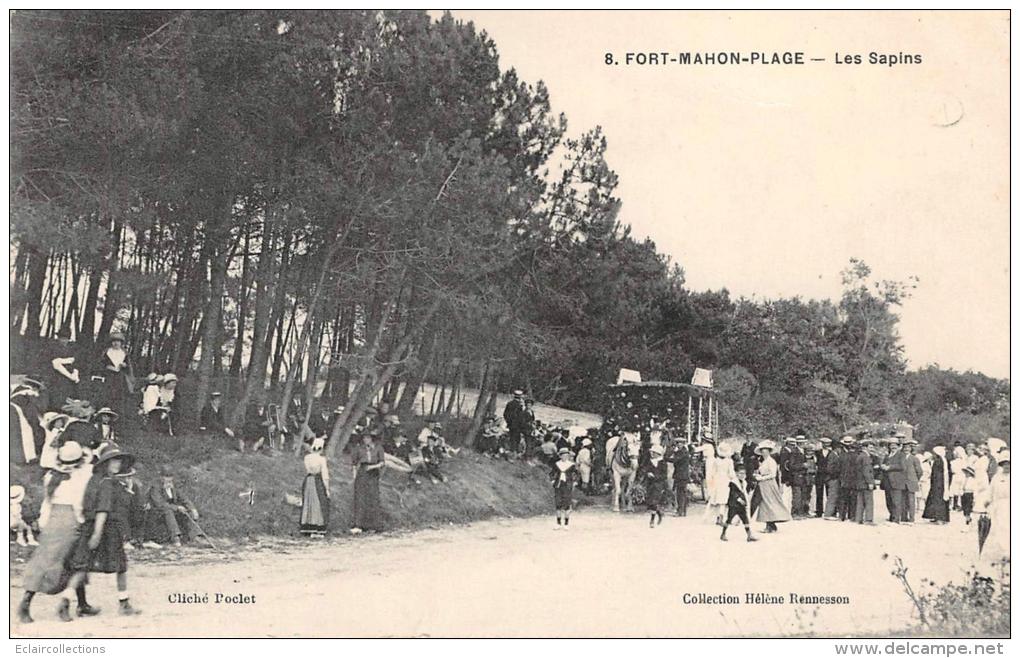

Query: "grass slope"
(10, 425), (574, 540)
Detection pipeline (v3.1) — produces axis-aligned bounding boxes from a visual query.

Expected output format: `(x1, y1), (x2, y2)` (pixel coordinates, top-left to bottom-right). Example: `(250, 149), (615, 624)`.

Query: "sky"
(444, 10), (1010, 378)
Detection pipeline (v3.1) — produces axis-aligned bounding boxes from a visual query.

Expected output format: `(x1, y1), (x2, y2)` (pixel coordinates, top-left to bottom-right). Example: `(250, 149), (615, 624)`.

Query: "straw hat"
(10, 485), (25, 503)
(558, 446), (572, 456)
(42, 412), (70, 431)
(582, 438), (593, 447)
(55, 441), (85, 472)
(162, 373), (178, 383)
(650, 444), (665, 456)
(754, 440), (777, 456)
(716, 443), (733, 458)
(840, 436), (855, 446)
(94, 443), (135, 471)
(94, 407), (119, 421)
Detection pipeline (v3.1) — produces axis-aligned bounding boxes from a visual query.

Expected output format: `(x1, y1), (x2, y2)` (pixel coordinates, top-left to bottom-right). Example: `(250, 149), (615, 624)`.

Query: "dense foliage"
(10, 10), (1008, 449)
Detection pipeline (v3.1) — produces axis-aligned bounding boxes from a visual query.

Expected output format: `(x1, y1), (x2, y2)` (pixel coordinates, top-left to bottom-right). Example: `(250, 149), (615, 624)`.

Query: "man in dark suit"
(502, 390), (527, 455)
(853, 441), (876, 524)
(787, 440), (809, 517)
(881, 437), (909, 523)
(814, 437), (832, 517)
(823, 439), (843, 518)
(148, 469), (200, 546)
(837, 437), (857, 521)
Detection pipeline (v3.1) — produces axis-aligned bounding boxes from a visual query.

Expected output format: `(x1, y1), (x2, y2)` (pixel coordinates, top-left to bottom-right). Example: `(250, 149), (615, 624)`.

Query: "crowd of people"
(12, 347), (1010, 622)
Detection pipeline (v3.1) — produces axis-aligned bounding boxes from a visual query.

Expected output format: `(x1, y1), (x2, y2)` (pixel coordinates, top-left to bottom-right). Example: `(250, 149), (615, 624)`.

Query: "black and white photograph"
(6, 7), (1011, 644)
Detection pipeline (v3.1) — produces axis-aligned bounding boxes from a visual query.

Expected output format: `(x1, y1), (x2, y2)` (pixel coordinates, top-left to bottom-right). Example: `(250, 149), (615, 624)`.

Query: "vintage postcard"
(7, 8), (1010, 643)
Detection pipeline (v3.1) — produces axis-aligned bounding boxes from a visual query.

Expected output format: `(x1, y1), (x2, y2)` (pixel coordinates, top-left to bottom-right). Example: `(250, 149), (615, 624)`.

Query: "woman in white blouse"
(299, 438), (331, 537)
(17, 442), (95, 624)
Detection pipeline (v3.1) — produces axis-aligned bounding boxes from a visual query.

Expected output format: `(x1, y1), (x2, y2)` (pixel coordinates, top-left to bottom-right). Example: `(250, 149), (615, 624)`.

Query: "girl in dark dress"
(922, 446), (951, 523)
(642, 445), (669, 528)
(351, 433), (385, 534)
(61, 444), (141, 620)
(551, 447), (577, 529)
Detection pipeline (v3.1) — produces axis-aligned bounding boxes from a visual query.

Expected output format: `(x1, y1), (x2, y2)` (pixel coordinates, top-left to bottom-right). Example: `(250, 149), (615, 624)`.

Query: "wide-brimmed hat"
(902, 438), (918, 446)
(819, 437), (832, 445)
(42, 411), (70, 431)
(650, 444), (665, 456)
(840, 436), (855, 446)
(94, 443), (136, 471)
(582, 438), (593, 447)
(716, 443), (733, 458)
(55, 441), (85, 471)
(558, 447), (572, 456)
(784, 437), (797, 444)
(145, 373), (162, 385)
(755, 440), (778, 455)
(10, 485), (25, 503)
(108, 332), (126, 343)
(996, 450), (1010, 465)
(162, 373), (178, 383)
(384, 414), (400, 425)
(512, 390), (524, 397)
(985, 438), (1007, 454)
(94, 407), (119, 420)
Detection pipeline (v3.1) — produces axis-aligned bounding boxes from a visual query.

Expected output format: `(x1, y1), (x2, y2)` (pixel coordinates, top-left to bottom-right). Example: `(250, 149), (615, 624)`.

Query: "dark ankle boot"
(17, 600), (33, 624)
(77, 603), (101, 617)
(720, 527), (728, 541)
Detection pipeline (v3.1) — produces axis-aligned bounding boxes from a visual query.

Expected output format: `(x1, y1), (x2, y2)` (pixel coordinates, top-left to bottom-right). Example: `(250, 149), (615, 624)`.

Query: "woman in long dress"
(753, 440), (791, 532)
(351, 432), (386, 534)
(299, 438), (330, 536)
(700, 443), (730, 525)
(91, 333), (132, 415)
(918, 451), (932, 515)
(980, 450), (1009, 569)
(17, 441), (95, 624)
(922, 446), (950, 523)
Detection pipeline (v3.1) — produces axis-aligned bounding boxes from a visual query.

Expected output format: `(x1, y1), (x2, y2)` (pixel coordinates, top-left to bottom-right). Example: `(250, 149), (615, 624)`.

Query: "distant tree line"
(10, 10), (1008, 450)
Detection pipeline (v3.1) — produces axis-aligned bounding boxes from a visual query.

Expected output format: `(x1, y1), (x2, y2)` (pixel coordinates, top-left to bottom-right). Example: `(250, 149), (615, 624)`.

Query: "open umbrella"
(977, 513), (992, 555)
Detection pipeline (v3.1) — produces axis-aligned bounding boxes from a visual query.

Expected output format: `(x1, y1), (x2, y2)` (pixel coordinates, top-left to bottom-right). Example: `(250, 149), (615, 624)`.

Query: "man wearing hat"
(502, 390), (528, 456)
(879, 436), (908, 523)
(852, 438), (877, 525)
(147, 467), (200, 547)
(641, 444), (669, 528)
(786, 438), (809, 518)
(815, 438), (835, 518)
(837, 437), (858, 521)
(199, 392), (234, 441)
(902, 438), (924, 523)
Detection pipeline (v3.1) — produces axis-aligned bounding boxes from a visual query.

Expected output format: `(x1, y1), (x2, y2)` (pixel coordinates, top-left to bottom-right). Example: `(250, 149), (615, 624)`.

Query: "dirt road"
(11, 504), (981, 638)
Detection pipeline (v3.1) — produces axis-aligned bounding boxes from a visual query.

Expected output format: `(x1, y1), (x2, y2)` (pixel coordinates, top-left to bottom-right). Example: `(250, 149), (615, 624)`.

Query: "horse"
(606, 431), (641, 512)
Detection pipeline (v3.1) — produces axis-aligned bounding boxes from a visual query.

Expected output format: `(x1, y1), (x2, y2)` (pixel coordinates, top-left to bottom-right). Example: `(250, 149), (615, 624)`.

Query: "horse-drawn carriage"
(601, 371), (720, 511)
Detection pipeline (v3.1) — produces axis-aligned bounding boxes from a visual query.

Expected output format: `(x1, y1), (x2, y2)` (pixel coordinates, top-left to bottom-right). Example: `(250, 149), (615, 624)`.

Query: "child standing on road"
(642, 444), (669, 528)
(721, 467), (757, 542)
(552, 447), (577, 529)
